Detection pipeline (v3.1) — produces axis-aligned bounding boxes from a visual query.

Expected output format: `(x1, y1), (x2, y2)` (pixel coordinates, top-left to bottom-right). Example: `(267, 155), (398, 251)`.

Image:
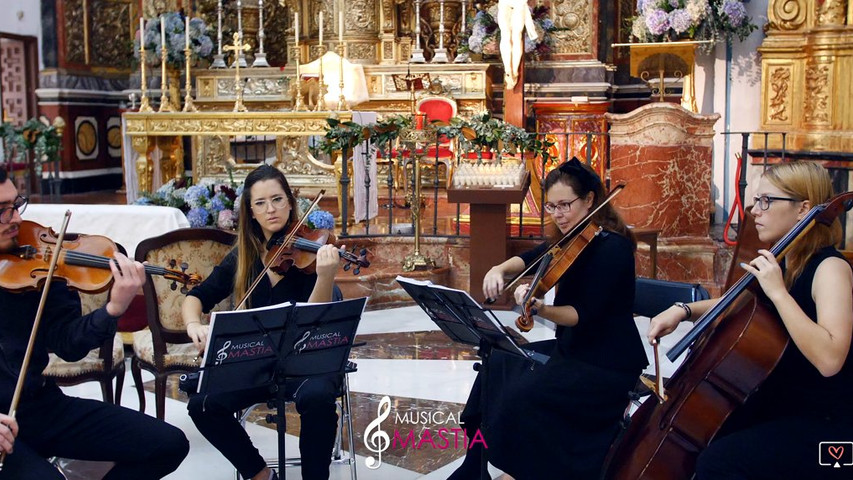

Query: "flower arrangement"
(0, 118), (62, 175)
(459, 5), (558, 58)
(295, 197), (335, 230)
(631, 0), (756, 44)
(134, 12), (214, 69)
(135, 178), (242, 229)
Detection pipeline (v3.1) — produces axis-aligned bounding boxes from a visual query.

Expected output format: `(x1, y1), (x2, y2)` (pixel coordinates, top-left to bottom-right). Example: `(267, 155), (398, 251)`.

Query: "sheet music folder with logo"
(396, 276), (548, 364)
(197, 297), (367, 396)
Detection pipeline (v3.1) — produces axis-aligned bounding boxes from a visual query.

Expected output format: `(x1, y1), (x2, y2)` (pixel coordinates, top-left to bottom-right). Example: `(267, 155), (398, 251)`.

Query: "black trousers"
(188, 373), (341, 480)
(0, 383), (189, 480)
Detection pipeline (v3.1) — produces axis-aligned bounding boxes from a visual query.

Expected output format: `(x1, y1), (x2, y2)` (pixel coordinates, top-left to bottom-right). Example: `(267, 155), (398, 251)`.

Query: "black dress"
(461, 230), (648, 480)
(186, 248), (341, 480)
(696, 246), (853, 480)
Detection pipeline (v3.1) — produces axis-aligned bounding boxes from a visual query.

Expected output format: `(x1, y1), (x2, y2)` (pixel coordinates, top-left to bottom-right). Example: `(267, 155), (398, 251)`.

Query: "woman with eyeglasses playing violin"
(183, 165), (342, 480)
(648, 162), (853, 480)
(449, 158), (648, 480)
(0, 169), (189, 479)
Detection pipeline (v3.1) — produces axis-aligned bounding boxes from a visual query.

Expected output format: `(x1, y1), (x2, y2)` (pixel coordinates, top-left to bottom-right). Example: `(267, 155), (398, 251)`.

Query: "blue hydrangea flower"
(209, 195), (227, 214)
(669, 9), (693, 34)
(307, 210), (335, 230)
(720, 0), (747, 27)
(186, 207), (210, 227)
(134, 197), (152, 206)
(646, 9), (671, 36)
(184, 184), (210, 209)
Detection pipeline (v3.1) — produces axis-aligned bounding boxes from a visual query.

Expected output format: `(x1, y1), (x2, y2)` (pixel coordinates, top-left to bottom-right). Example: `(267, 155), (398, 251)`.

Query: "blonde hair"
(234, 165), (298, 307)
(763, 161), (841, 286)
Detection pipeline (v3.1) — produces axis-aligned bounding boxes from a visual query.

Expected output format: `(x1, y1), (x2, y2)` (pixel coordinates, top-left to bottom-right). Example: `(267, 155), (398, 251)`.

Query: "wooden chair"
(131, 228), (236, 419)
(42, 289), (126, 404)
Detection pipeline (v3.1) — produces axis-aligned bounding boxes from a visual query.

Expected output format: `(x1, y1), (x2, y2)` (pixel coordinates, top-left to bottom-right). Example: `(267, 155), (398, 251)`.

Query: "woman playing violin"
(183, 165), (342, 480)
(450, 158), (648, 480)
(649, 161), (853, 479)
(0, 168), (189, 479)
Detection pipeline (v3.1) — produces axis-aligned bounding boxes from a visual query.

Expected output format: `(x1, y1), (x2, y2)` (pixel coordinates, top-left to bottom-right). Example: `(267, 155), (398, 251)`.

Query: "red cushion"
(425, 146), (453, 158)
(418, 98), (454, 123)
(464, 152), (494, 160)
(116, 294), (148, 332)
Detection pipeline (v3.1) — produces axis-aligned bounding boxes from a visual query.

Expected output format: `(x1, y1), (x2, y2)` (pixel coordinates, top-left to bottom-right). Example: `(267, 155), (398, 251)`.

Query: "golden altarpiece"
(124, 0), (608, 196)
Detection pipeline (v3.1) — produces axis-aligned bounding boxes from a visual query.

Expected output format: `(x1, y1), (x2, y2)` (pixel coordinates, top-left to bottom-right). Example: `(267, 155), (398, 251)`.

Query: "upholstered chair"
(131, 228), (236, 419)
(43, 289), (126, 404)
(415, 95), (458, 185)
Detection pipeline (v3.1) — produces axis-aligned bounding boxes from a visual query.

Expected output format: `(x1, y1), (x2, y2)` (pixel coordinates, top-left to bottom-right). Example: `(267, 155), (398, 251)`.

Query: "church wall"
(0, 1), (42, 69)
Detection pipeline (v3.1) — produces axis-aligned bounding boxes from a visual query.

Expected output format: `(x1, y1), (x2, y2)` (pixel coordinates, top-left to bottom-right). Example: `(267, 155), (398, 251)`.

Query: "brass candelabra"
(182, 47), (197, 112)
(336, 42), (349, 111)
(399, 126), (436, 272)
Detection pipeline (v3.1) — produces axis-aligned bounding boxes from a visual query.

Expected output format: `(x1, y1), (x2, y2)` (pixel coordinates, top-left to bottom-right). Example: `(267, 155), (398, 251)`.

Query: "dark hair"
(0, 168), (7, 184)
(544, 158), (636, 247)
(234, 164), (298, 304)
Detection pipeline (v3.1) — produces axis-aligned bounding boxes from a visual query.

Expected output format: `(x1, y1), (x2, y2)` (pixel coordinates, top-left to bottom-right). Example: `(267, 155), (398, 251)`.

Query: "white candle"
(339, 11), (343, 43)
(294, 12), (299, 49)
(185, 16), (190, 50)
(319, 12), (323, 46)
(139, 17), (145, 39)
(160, 15), (166, 51)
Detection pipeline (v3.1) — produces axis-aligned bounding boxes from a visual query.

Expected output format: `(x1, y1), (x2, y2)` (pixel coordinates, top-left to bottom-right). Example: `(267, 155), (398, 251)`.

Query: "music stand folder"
(198, 297), (367, 479)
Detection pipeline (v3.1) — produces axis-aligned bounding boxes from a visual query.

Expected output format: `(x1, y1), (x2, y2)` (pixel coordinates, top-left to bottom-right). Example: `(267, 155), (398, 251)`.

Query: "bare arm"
(647, 298), (718, 344)
(183, 295), (209, 353)
(483, 256), (526, 300)
(307, 244), (342, 303)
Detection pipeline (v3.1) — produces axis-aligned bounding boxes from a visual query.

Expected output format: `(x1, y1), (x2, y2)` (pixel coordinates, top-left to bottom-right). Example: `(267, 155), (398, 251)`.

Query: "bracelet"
(674, 302), (692, 321)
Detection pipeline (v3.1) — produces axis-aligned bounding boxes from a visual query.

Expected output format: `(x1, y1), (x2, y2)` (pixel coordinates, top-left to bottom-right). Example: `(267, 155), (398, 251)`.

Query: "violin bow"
(488, 183), (625, 303)
(0, 210), (73, 471)
(235, 190), (326, 310)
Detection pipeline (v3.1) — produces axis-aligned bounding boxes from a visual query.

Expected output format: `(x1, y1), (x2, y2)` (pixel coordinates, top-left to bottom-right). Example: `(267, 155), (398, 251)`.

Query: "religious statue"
(497, 0), (539, 89)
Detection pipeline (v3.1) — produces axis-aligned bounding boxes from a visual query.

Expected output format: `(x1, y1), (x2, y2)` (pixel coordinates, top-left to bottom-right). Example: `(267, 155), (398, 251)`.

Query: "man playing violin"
(649, 161), (853, 479)
(183, 165), (342, 480)
(0, 168), (189, 479)
(449, 158), (648, 480)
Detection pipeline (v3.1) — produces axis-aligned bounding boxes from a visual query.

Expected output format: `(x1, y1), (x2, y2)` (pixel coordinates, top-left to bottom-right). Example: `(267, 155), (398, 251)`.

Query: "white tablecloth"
(24, 204), (190, 259)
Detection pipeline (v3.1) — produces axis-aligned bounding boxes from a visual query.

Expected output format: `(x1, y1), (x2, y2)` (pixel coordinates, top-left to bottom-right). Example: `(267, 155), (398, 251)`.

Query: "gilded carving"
(216, 77), (287, 97)
(349, 0), (377, 31)
(552, 0), (592, 55)
(143, 0), (174, 17)
(804, 63), (830, 124)
(198, 136), (232, 177)
(768, 67), (791, 122)
(199, 79), (215, 98)
(816, 0), (847, 25)
(263, 0), (289, 66)
(767, 0), (807, 31)
(125, 114), (342, 136)
(64, 0), (86, 64)
(382, 0), (395, 31)
(383, 40), (395, 60)
(349, 43), (376, 61)
(91, 0), (133, 69)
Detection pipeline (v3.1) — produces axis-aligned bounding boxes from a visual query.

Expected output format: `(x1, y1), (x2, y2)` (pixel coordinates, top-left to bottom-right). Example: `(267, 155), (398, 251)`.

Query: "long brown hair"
(762, 161), (841, 286)
(543, 159), (636, 248)
(234, 165), (299, 305)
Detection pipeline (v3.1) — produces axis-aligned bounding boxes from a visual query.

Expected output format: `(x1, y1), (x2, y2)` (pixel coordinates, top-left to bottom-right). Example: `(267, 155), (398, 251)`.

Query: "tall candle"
(185, 16), (190, 50)
(139, 17), (145, 40)
(339, 11), (343, 43)
(294, 12), (299, 49)
(319, 12), (323, 46)
(160, 15), (165, 51)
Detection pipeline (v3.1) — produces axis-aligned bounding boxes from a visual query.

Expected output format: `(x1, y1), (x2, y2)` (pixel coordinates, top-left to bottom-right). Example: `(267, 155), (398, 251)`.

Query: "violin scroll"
(164, 259), (202, 294)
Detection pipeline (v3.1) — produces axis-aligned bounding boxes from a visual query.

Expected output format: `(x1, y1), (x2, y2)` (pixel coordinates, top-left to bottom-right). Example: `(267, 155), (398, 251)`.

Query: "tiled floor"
(55, 305), (692, 479)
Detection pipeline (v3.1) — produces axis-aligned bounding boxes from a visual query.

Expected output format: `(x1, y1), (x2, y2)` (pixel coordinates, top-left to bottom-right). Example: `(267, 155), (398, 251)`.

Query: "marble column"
(607, 103), (723, 291)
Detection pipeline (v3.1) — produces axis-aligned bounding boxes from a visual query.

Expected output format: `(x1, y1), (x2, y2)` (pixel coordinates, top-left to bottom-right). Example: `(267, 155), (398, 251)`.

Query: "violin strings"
(50, 249), (168, 276)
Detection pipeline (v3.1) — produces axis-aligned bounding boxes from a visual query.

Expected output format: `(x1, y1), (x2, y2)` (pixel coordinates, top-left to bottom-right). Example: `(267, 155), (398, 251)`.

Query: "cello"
(603, 191), (853, 479)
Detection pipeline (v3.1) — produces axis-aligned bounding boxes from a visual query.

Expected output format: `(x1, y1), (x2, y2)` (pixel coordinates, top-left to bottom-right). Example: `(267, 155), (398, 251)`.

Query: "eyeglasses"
(0, 195), (27, 224)
(250, 195), (289, 213)
(543, 197), (581, 214)
(752, 195), (800, 211)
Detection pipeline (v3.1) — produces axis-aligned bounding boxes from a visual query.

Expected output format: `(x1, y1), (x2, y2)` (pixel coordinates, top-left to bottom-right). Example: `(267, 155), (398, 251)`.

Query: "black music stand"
(396, 276), (547, 479)
(199, 297), (367, 479)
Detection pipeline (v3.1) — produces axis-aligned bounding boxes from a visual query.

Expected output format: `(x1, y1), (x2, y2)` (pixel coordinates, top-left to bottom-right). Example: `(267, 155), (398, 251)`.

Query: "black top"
(0, 283), (118, 410)
(187, 248), (317, 312)
(749, 246), (853, 422)
(519, 230), (648, 374)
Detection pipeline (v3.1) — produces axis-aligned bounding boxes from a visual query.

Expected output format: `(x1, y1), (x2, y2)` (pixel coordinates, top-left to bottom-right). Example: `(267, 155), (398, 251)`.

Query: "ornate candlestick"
(336, 42), (349, 111)
(211, 0), (227, 68)
(234, 0), (248, 68)
(432, 0), (449, 63)
(291, 11), (304, 111)
(252, 0), (271, 67)
(316, 44), (328, 111)
(158, 16), (174, 112)
(182, 47), (198, 112)
(454, 0), (471, 63)
(138, 19), (153, 112)
(410, 0), (426, 63)
(399, 126), (436, 272)
(224, 32), (252, 112)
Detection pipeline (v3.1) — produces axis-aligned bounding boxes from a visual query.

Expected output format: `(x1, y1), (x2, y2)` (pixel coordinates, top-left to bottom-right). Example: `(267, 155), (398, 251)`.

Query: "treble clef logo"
(214, 340), (231, 366)
(364, 395), (391, 470)
(293, 330), (311, 354)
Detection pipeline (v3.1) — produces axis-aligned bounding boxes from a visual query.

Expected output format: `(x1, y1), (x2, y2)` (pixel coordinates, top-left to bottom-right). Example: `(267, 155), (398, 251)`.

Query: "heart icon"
(829, 445), (844, 461)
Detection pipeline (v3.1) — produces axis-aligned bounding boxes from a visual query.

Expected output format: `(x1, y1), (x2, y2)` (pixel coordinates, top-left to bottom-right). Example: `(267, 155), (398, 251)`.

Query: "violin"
(0, 220), (202, 294)
(265, 224), (370, 276)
